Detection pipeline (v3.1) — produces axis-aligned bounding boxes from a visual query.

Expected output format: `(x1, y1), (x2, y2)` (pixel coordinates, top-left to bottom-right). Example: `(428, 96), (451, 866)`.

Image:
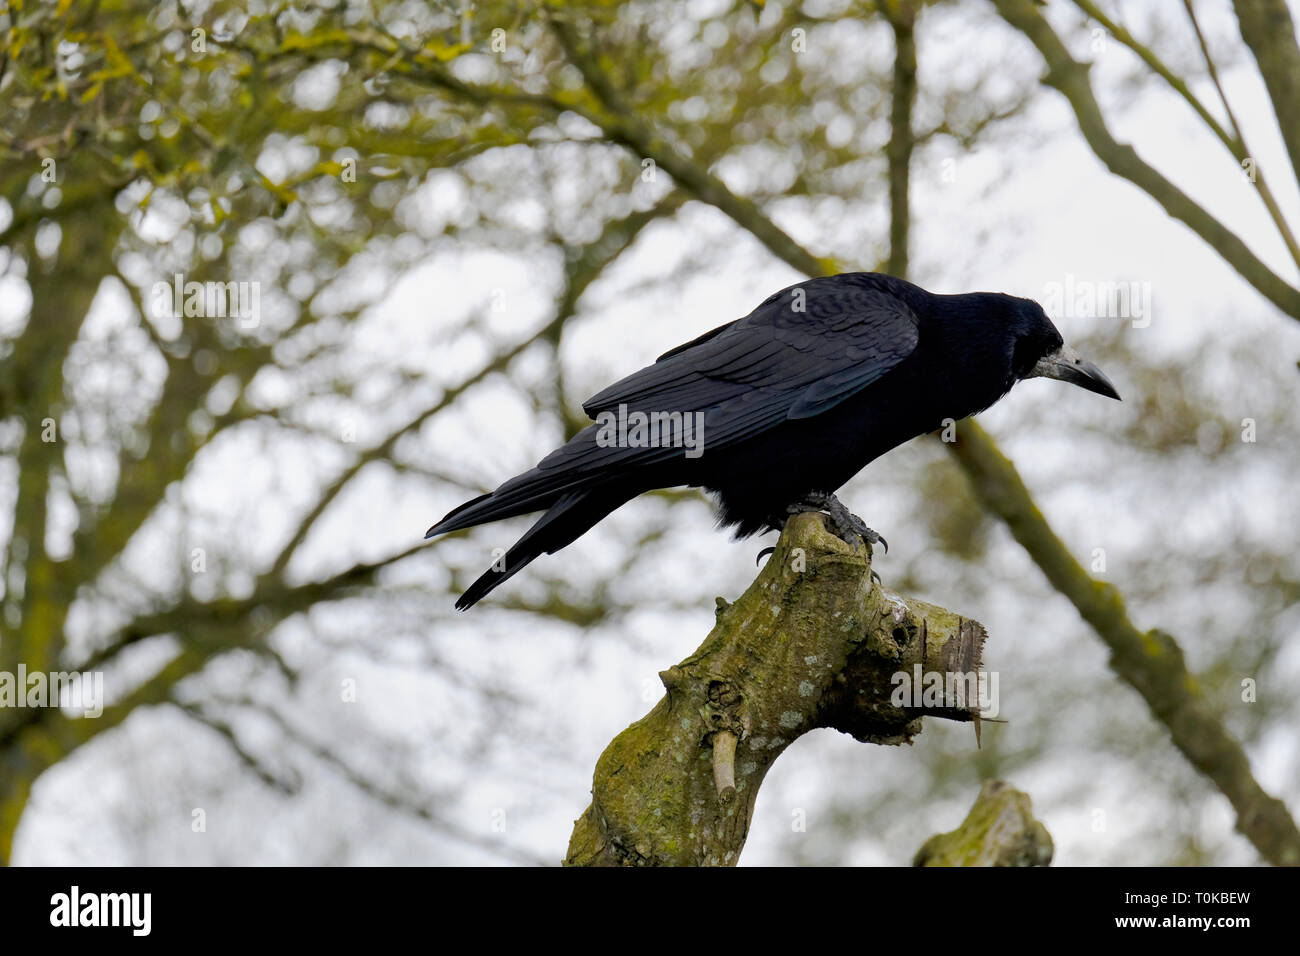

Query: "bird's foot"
(786, 492), (889, 555)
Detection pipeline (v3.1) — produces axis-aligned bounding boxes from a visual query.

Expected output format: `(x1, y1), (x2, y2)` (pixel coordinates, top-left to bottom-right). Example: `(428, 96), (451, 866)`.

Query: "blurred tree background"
(0, 0), (1297, 865)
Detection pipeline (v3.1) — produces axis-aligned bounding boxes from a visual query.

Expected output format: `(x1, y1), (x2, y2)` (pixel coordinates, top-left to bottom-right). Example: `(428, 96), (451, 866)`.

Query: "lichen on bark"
(913, 780), (1054, 867)
(565, 511), (994, 866)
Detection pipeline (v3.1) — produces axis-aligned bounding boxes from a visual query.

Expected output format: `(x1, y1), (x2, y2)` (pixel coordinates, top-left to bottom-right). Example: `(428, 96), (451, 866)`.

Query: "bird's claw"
(844, 514), (887, 555)
(786, 492), (889, 556)
(755, 545), (776, 566)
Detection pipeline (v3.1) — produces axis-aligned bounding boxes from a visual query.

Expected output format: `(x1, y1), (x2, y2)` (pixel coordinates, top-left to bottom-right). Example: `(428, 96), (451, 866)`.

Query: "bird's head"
(1008, 297), (1121, 401)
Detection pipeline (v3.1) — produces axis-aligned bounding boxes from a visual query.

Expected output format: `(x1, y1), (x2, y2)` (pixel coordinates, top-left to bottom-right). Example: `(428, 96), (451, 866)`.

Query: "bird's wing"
(534, 282), (920, 474)
(584, 282), (918, 423)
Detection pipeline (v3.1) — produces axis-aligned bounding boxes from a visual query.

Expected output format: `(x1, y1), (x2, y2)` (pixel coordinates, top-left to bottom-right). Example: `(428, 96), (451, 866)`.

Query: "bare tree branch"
(1232, 0), (1300, 190)
(1071, 0), (1300, 270)
(995, 0), (1300, 320)
(566, 514), (992, 866)
(948, 419), (1300, 866)
(882, 0), (918, 277)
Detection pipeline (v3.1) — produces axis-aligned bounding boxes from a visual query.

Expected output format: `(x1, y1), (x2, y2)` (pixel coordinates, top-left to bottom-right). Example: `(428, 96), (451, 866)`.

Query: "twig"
(712, 731), (738, 803)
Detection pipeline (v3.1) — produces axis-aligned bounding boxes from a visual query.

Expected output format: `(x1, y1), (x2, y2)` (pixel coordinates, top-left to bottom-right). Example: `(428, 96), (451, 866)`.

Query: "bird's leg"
(785, 492), (889, 555)
(757, 493), (888, 576)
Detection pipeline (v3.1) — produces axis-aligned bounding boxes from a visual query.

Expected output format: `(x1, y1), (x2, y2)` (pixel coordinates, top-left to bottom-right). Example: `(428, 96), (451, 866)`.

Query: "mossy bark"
(913, 780), (1053, 867)
(565, 512), (989, 866)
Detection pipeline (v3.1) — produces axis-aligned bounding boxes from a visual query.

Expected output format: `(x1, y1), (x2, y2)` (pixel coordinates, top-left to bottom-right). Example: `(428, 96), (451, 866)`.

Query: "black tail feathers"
(451, 488), (632, 609)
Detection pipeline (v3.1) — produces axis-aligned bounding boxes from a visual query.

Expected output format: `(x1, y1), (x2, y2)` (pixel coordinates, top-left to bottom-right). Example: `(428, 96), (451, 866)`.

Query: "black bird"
(426, 272), (1120, 609)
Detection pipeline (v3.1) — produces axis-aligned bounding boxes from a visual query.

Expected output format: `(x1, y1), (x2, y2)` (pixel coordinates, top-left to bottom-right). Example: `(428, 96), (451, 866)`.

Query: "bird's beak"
(1029, 345), (1121, 400)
